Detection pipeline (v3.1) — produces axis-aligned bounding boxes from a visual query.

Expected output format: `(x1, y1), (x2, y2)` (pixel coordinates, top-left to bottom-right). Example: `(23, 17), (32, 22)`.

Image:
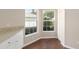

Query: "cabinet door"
(0, 39), (14, 49)
(0, 30), (24, 49)
(0, 41), (9, 49)
(13, 30), (24, 49)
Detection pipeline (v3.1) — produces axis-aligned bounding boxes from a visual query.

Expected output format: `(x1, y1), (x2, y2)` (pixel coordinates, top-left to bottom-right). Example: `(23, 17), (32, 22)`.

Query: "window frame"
(25, 9), (38, 36)
(42, 9), (56, 32)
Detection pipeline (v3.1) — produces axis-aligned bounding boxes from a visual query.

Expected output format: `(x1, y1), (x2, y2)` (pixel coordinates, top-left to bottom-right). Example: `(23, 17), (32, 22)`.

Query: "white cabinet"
(0, 30), (24, 49)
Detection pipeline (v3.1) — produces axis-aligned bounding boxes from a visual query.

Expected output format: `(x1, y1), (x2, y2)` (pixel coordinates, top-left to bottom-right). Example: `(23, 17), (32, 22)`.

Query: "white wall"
(0, 9), (25, 28)
(57, 9), (65, 44)
(65, 9), (79, 48)
(24, 33), (40, 46)
(58, 9), (79, 49)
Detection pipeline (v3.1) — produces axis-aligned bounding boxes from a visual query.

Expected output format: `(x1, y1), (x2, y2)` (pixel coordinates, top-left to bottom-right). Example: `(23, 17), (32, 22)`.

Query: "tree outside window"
(43, 10), (55, 31)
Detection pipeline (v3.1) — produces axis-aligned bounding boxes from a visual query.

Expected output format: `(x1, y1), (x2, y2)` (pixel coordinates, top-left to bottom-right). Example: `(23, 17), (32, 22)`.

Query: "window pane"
(43, 9), (54, 20)
(25, 9), (37, 35)
(43, 21), (54, 31)
(43, 9), (55, 31)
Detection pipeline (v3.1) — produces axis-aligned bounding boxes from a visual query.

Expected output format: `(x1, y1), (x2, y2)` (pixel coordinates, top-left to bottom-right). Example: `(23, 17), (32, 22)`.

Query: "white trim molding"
(23, 38), (40, 48)
(60, 42), (75, 49)
(40, 37), (57, 39)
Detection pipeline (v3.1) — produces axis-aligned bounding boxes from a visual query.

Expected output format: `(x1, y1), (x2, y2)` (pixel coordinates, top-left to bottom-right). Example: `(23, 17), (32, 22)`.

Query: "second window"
(43, 9), (55, 31)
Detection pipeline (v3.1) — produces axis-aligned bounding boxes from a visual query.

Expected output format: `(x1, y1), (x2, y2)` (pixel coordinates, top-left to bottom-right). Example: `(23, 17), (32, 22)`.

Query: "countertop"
(0, 27), (24, 43)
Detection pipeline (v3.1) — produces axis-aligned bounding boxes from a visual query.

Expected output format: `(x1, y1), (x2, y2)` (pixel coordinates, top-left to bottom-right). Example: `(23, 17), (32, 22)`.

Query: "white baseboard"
(23, 38), (40, 48)
(40, 37), (57, 39)
(61, 42), (75, 49)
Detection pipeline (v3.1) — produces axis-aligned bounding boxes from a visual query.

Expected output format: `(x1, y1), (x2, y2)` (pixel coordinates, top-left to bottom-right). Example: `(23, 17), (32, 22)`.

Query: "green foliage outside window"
(43, 21), (54, 31)
(43, 11), (54, 20)
(43, 10), (54, 31)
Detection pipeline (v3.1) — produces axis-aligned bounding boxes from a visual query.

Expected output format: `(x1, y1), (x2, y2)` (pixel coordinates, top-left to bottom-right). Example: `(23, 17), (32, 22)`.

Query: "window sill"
(43, 31), (55, 32)
(25, 32), (38, 37)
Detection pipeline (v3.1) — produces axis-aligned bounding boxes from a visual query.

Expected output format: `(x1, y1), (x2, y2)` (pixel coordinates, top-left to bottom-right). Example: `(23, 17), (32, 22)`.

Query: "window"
(25, 9), (37, 35)
(43, 9), (55, 31)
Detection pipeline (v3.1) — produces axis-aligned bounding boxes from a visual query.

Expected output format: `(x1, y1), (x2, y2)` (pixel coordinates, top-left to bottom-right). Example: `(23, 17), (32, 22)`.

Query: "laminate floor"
(23, 38), (68, 49)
